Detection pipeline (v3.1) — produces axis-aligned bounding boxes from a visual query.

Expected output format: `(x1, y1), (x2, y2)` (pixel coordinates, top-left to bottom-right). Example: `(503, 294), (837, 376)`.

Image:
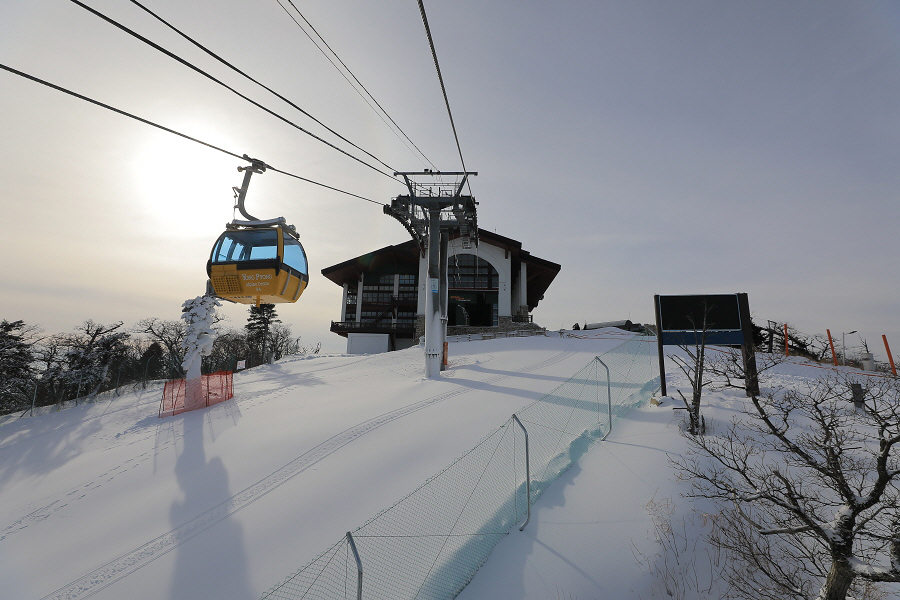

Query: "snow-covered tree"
(673, 375), (900, 600)
(181, 295), (220, 381)
(0, 320), (38, 412)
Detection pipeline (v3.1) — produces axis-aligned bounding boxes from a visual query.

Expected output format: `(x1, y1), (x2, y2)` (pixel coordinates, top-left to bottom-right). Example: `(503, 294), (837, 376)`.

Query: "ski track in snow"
(1, 356), (384, 541)
(38, 345), (581, 600)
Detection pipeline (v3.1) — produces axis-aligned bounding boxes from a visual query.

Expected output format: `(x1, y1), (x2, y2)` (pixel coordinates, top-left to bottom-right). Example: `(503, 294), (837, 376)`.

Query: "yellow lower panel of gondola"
(210, 264), (307, 304)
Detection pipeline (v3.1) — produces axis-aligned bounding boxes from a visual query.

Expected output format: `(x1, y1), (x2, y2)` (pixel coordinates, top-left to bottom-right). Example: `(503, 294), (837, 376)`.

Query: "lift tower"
(384, 171), (478, 378)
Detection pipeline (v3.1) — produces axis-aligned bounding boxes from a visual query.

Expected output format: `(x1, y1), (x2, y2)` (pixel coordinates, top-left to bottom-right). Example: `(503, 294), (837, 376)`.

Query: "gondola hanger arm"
(233, 155), (268, 221)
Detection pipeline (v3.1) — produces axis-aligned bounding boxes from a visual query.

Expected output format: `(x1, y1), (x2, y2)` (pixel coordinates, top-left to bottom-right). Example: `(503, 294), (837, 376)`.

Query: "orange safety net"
(159, 371), (234, 417)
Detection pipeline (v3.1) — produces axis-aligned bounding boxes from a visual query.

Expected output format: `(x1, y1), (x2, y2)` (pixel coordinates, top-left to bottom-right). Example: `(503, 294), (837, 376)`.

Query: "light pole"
(842, 330), (857, 366)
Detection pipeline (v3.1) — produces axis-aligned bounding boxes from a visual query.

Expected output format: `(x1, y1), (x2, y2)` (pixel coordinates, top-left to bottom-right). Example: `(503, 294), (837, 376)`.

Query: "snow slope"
(1, 332), (629, 599)
(3, 333), (891, 600)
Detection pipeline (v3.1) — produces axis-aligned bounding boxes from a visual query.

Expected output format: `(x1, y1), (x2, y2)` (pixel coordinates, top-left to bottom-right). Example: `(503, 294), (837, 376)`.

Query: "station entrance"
(448, 254), (499, 327)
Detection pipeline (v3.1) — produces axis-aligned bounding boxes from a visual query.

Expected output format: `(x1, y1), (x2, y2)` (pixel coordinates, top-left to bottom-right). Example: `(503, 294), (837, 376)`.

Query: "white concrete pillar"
(520, 262), (528, 313)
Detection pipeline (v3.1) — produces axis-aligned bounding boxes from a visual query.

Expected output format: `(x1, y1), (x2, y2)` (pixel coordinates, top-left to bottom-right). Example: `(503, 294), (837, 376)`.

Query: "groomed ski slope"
(2, 331), (877, 600)
(1, 332), (628, 599)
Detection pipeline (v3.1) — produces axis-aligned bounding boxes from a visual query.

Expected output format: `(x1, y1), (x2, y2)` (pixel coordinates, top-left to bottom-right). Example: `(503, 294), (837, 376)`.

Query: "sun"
(129, 129), (238, 238)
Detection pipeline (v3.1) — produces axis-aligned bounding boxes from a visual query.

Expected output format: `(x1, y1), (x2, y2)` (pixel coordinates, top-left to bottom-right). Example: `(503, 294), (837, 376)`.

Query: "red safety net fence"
(159, 371), (234, 417)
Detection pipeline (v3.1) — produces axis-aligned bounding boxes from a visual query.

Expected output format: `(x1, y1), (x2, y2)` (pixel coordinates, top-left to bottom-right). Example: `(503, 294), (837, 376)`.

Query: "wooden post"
(654, 295), (667, 397)
(884, 335), (897, 376)
(827, 329), (838, 366)
(737, 293), (759, 396)
(784, 324), (790, 357)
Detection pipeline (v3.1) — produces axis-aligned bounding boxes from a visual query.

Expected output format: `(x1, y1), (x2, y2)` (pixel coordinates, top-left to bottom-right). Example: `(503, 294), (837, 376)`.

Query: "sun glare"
(130, 131), (237, 238)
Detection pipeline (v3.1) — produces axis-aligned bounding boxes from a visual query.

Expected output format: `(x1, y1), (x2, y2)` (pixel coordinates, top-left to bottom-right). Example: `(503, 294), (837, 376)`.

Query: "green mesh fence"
(261, 335), (659, 600)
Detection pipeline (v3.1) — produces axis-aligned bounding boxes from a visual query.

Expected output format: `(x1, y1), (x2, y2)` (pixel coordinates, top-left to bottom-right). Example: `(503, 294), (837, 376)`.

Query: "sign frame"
(654, 292), (759, 397)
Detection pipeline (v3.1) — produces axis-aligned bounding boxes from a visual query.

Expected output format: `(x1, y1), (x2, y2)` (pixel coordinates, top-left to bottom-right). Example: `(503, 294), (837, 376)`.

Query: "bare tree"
(706, 346), (786, 393)
(134, 318), (187, 378)
(669, 303), (714, 435)
(769, 323), (832, 362)
(672, 375), (900, 600)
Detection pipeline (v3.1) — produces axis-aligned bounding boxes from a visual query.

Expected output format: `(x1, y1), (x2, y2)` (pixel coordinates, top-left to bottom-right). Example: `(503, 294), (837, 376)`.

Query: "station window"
(449, 254), (498, 290)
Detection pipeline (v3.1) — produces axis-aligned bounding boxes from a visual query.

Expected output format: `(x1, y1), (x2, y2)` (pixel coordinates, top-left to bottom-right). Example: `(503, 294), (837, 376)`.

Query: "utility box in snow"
(861, 353), (875, 371)
(347, 333), (391, 355)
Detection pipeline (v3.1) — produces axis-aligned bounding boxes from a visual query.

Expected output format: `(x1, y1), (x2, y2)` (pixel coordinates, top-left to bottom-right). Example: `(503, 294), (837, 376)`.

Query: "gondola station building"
(321, 231), (561, 354)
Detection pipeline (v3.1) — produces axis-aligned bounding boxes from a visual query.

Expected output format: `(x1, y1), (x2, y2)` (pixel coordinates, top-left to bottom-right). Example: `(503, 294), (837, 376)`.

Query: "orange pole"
(884, 335), (897, 376)
(784, 324), (790, 356)
(827, 329), (838, 366)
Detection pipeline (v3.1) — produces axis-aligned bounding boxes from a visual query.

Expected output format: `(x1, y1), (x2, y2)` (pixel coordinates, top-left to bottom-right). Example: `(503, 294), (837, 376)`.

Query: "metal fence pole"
(595, 357), (613, 440)
(512, 414), (531, 531)
(114, 364), (122, 396)
(30, 381), (39, 416)
(346, 531), (363, 600)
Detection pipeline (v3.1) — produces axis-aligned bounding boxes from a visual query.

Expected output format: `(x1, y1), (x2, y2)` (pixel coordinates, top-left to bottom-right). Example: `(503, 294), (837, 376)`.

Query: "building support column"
(356, 277), (364, 322)
(520, 262), (528, 315)
(393, 274), (400, 325)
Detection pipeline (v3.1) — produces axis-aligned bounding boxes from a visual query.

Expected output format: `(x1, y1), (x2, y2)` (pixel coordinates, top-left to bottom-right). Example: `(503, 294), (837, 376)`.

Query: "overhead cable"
(276, 0), (437, 171)
(67, 0), (396, 181)
(127, 0), (399, 175)
(416, 0), (471, 180)
(0, 63), (383, 206)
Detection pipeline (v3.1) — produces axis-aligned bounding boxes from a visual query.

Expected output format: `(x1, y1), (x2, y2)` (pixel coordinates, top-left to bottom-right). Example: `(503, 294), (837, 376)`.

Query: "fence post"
(30, 381), (39, 416)
(826, 329), (838, 366)
(512, 414), (531, 531)
(595, 357), (613, 440)
(346, 531), (363, 600)
(114, 364), (123, 396)
(884, 335), (897, 376)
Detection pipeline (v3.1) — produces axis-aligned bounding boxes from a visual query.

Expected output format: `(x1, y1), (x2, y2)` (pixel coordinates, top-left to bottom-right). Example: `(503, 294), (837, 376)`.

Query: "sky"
(1, 0), (898, 358)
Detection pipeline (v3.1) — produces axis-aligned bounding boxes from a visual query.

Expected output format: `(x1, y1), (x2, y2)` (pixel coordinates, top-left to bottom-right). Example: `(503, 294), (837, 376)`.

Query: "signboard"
(654, 293), (759, 397)
(657, 294), (745, 346)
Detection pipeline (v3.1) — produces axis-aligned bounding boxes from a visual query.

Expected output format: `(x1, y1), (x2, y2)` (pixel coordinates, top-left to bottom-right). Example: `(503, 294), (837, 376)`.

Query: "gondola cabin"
(207, 218), (308, 305)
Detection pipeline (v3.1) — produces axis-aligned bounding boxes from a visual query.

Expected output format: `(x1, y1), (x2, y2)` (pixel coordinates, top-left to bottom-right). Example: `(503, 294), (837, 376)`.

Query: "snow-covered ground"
(1, 331), (893, 599)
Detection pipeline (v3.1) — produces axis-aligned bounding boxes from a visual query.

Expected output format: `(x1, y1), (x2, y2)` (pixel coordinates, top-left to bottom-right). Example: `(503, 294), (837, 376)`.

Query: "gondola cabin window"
(212, 230), (278, 262)
(282, 236), (308, 275)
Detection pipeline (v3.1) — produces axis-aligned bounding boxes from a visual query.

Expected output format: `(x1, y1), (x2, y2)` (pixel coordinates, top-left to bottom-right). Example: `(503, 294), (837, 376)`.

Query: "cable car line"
(276, 0), (437, 171)
(67, 0), (397, 182)
(126, 0), (400, 177)
(416, 0), (471, 184)
(0, 62), (382, 206)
